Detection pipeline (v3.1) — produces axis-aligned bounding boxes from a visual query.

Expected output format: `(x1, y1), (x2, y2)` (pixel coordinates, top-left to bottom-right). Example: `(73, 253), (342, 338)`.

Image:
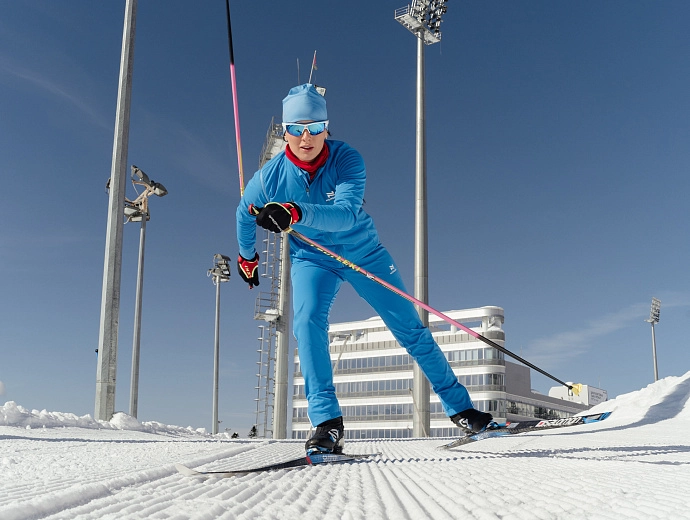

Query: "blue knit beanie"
(282, 84), (327, 123)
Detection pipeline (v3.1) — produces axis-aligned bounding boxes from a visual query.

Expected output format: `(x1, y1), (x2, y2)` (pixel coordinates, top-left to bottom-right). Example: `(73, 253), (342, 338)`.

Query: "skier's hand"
(237, 253), (260, 288)
(250, 202), (302, 233)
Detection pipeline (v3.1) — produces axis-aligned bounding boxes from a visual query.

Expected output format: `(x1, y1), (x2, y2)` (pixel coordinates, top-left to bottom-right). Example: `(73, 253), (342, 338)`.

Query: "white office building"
(292, 306), (605, 440)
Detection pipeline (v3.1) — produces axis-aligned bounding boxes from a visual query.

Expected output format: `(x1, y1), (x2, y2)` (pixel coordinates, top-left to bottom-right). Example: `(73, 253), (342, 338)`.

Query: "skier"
(236, 84), (492, 454)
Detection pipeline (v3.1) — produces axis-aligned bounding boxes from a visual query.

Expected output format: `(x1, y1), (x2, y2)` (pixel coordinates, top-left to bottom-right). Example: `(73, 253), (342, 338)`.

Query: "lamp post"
(645, 297), (661, 382)
(272, 237), (291, 439)
(208, 254), (231, 434)
(125, 165), (167, 418)
(395, 0), (449, 438)
(95, 0), (137, 422)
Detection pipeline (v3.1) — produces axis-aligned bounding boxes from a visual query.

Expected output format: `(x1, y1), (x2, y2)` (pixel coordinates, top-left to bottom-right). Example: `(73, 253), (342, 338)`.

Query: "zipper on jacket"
(300, 169), (311, 200)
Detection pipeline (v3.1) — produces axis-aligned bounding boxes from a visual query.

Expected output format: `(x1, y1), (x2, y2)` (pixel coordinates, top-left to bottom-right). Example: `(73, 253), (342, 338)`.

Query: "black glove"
(250, 202), (302, 233)
(237, 253), (260, 288)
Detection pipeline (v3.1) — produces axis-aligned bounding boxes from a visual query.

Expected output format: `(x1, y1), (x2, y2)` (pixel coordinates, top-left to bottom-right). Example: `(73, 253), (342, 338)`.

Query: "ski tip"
(582, 411), (612, 423)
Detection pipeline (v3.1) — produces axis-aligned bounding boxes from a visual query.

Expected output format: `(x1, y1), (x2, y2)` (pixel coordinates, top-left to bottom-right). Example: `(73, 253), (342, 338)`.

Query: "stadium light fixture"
(131, 164), (168, 201)
(208, 253), (231, 434)
(644, 297), (661, 382)
(394, 0), (449, 44)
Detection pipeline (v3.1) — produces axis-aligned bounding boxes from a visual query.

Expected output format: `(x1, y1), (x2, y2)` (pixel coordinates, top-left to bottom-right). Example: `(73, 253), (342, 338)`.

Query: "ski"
(176, 452), (378, 478)
(440, 412), (612, 449)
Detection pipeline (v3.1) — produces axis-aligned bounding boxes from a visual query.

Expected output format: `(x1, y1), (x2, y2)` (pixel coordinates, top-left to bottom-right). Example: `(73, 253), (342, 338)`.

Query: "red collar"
(285, 142), (330, 178)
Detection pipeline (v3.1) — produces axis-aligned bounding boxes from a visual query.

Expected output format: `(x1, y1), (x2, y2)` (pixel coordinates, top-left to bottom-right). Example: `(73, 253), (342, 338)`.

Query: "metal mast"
(125, 166), (167, 418)
(395, 0), (449, 437)
(208, 254), (231, 434)
(253, 119), (290, 438)
(645, 297), (661, 382)
(95, 0), (137, 421)
(253, 232), (280, 438)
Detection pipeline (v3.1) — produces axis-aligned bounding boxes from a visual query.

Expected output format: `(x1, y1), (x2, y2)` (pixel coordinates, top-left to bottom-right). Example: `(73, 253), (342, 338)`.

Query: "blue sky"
(1, 1), (689, 434)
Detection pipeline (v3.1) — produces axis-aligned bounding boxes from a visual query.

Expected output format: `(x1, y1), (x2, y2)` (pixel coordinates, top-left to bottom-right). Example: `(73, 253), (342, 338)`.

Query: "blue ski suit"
(236, 140), (473, 426)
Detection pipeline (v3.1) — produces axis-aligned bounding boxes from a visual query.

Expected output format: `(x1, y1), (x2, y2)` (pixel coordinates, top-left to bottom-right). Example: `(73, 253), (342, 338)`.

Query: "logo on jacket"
(389, 264), (397, 275)
(326, 191), (336, 202)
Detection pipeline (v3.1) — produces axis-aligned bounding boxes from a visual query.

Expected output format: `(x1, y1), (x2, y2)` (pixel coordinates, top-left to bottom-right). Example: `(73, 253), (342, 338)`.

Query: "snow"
(2, 373), (690, 520)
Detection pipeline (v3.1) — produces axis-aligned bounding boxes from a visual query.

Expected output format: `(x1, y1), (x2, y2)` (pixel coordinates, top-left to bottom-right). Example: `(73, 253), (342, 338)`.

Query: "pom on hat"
(282, 84), (327, 123)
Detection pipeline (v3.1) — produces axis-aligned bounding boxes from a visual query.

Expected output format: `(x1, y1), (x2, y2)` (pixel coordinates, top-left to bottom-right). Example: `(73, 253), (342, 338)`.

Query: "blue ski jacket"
(236, 140), (380, 259)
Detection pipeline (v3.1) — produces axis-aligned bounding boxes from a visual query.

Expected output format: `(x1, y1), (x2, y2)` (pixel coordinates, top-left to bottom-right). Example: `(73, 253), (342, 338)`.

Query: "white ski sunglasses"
(282, 121), (329, 137)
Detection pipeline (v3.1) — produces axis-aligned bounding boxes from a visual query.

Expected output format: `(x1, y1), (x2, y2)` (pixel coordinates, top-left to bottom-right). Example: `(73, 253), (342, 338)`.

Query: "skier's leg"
(291, 257), (343, 427)
(344, 244), (474, 417)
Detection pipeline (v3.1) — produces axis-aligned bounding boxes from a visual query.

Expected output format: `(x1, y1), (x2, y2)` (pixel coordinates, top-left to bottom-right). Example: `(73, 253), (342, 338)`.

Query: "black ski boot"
(305, 416), (344, 455)
(450, 408), (493, 434)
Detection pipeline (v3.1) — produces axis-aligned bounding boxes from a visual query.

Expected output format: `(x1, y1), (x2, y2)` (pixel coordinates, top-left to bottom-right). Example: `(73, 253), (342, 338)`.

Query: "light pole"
(395, 0), (449, 437)
(125, 165), (167, 418)
(208, 254), (231, 434)
(272, 236), (291, 439)
(645, 297), (661, 382)
(95, 0), (137, 422)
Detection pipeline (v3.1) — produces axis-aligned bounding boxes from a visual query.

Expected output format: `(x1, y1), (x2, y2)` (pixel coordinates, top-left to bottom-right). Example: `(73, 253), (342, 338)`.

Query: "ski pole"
(224, 0), (245, 196)
(286, 227), (575, 392)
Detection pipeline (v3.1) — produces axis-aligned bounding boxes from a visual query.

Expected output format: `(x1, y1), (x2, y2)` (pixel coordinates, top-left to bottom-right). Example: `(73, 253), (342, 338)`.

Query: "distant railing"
(326, 330), (505, 355)
(394, 6), (410, 19)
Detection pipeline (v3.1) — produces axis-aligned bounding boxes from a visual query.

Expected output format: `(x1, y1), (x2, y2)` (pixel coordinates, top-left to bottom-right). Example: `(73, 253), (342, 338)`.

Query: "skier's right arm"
(235, 170), (269, 289)
(235, 170), (268, 260)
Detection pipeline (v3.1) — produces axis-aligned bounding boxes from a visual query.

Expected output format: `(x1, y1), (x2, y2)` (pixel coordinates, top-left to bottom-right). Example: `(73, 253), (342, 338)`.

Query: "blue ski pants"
(291, 242), (474, 426)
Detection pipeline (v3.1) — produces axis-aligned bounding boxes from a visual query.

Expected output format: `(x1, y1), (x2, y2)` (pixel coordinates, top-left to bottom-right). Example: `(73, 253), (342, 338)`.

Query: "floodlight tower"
(208, 254), (231, 434)
(645, 297), (661, 382)
(395, 0), (449, 437)
(95, 0), (137, 422)
(254, 118), (291, 439)
(126, 165), (168, 418)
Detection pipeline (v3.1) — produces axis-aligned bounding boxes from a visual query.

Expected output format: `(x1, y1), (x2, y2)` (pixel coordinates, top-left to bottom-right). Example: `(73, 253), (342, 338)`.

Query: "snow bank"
(3, 370), (689, 435)
(587, 370), (690, 423)
(0, 401), (209, 436)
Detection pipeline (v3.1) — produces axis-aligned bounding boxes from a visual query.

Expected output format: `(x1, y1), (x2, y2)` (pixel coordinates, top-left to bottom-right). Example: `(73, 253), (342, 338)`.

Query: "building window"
(294, 347), (505, 375)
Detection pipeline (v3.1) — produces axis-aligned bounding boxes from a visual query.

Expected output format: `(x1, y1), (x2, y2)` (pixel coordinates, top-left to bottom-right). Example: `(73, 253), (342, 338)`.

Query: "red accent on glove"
(237, 253), (260, 288)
